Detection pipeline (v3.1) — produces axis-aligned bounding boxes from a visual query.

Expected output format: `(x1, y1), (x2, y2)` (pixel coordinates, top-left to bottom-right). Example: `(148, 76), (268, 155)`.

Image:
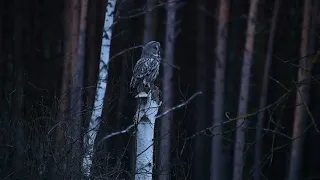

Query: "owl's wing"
(130, 58), (148, 89)
(132, 58), (150, 78)
(149, 58), (160, 70)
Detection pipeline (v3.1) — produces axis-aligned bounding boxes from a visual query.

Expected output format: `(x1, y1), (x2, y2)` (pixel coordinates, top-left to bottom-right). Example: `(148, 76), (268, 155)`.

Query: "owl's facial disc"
(151, 44), (160, 57)
(142, 41), (161, 58)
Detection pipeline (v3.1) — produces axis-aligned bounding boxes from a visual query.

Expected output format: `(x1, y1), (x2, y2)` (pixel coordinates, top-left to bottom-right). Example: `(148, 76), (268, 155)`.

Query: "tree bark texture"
(287, 0), (315, 179)
(68, 0), (88, 178)
(13, 0), (25, 177)
(86, 0), (100, 118)
(134, 88), (161, 180)
(211, 1), (230, 180)
(194, 0), (207, 179)
(254, 1), (280, 179)
(158, 1), (176, 179)
(50, 1), (74, 178)
(143, 0), (159, 44)
(232, 0), (260, 180)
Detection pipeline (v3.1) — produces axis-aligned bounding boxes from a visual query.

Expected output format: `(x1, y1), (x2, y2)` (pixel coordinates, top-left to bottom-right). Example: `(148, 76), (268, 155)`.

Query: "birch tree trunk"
(68, 0), (88, 178)
(287, 0), (315, 179)
(82, 0), (117, 178)
(158, 1), (176, 179)
(134, 89), (161, 180)
(211, 1), (230, 180)
(131, 0), (159, 174)
(254, 1), (280, 179)
(232, 0), (259, 180)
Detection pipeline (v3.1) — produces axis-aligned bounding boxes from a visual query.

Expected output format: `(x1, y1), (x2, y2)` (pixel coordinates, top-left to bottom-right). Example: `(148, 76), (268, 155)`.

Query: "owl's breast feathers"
(130, 56), (160, 92)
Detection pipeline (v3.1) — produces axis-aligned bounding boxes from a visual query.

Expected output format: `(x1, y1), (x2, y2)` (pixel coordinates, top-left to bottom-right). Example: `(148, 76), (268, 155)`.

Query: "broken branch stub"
(134, 85), (161, 124)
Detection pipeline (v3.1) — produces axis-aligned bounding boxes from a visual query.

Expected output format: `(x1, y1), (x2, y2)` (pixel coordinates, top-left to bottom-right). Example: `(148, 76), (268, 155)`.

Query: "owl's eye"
(153, 46), (158, 51)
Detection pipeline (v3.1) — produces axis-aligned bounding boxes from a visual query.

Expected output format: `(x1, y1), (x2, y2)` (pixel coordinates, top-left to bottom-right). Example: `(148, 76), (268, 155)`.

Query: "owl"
(130, 41), (161, 94)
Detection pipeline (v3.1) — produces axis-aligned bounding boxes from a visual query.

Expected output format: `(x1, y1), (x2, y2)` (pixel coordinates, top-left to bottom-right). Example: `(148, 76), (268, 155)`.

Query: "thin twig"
(161, 59), (180, 70)
(155, 91), (202, 119)
(293, 80), (319, 132)
(109, 45), (143, 61)
(186, 91), (290, 140)
(98, 92), (202, 144)
(97, 124), (135, 146)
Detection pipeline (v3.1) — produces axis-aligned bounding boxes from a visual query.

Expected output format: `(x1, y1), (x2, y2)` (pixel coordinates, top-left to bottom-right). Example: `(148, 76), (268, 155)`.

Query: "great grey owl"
(130, 41), (161, 94)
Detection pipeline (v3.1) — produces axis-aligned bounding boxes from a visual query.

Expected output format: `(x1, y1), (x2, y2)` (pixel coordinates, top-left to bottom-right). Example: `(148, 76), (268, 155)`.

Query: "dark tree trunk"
(254, 1), (280, 179)
(0, 0), (3, 113)
(143, 0), (158, 44)
(12, 0), (25, 177)
(158, 1), (176, 179)
(211, 1), (230, 180)
(50, 0), (75, 179)
(232, 0), (260, 180)
(193, 0), (207, 179)
(86, 0), (101, 119)
(70, 0), (81, 78)
(287, 0), (315, 179)
(68, 0), (88, 178)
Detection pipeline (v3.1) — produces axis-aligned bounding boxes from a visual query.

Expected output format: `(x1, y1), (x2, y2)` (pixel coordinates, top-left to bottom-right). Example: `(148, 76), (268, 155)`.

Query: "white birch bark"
(82, 0), (117, 178)
(134, 92), (161, 180)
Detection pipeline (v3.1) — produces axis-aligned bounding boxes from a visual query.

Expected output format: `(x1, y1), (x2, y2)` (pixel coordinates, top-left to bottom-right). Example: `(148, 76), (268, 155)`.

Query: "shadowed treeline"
(0, 0), (320, 179)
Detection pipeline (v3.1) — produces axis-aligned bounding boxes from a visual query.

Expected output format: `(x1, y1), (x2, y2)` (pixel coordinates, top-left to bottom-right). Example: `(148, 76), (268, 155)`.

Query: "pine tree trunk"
(232, 0), (260, 180)
(158, 1), (176, 179)
(68, 0), (88, 178)
(254, 1), (280, 179)
(287, 0), (315, 179)
(86, 0), (100, 119)
(12, 1), (25, 177)
(50, 1), (74, 178)
(143, 0), (158, 44)
(211, 1), (230, 180)
(194, 0), (207, 179)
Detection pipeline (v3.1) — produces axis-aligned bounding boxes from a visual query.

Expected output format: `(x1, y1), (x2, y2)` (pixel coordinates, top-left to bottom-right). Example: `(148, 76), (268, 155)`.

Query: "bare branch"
(293, 80), (319, 132)
(155, 91), (202, 119)
(97, 124), (135, 146)
(97, 92), (202, 144)
(186, 91), (291, 141)
(109, 45), (143, 61)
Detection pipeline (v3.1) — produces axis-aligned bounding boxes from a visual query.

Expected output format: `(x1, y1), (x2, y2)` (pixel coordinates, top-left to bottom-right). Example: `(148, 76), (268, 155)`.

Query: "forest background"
(0, 0), (320, 180)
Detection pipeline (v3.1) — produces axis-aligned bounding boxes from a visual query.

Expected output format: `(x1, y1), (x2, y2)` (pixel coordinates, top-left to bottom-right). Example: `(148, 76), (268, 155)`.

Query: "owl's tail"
(129, 78), (145, 96)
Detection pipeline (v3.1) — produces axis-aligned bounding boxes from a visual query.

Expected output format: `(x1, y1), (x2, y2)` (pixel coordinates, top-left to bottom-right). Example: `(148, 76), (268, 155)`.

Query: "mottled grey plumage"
(130, 41), (161, 94)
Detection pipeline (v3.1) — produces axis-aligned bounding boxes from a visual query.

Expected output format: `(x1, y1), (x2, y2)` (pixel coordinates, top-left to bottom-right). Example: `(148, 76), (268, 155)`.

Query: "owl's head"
(142, 41), (161, 59)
